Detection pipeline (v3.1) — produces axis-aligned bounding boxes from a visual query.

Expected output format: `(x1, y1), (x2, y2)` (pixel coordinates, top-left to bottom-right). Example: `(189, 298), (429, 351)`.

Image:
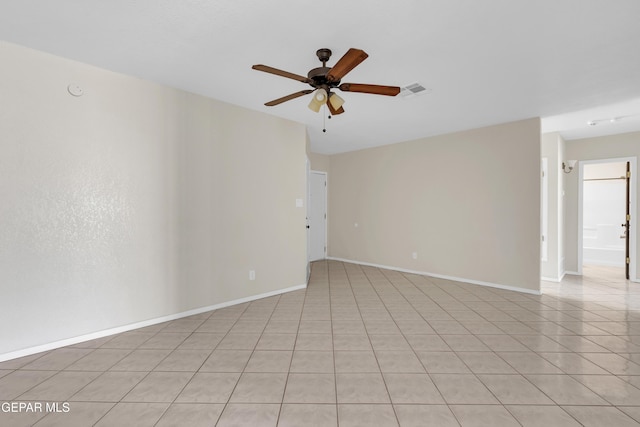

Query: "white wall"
(541, 132), (566, 280)
(328, 118), (541, 293)
(0, 42), (308, 357)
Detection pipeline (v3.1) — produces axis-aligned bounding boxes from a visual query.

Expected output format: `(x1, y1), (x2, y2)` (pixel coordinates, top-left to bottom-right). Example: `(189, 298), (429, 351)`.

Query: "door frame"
(306, 157), (311, 282)
(541, 157), (548, 262)
(577, 156), (637, 281)
(309, 170), (328, 262)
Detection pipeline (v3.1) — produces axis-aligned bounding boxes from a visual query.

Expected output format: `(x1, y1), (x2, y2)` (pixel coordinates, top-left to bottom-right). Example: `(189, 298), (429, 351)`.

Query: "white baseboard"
(326, 257), (541, 296)
(0, 283), (307, 363)
(541, 270), (566, 282)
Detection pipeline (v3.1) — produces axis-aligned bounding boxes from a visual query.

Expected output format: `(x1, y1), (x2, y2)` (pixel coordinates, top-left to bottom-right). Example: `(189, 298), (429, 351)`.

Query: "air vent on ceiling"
(400, 82), (431, 98)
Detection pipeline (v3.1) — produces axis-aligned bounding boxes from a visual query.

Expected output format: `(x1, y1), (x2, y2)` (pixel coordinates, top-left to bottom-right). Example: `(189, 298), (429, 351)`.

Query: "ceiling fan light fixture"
(328, 92), (345, 110)
(308, 88), (328, 112)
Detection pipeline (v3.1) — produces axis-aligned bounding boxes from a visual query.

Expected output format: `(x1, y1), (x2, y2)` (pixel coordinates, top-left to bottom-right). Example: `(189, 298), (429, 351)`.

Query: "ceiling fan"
(252, 48), (401, 115)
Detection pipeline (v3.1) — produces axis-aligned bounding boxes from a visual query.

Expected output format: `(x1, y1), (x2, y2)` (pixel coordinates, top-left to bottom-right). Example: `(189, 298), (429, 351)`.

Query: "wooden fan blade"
(327, 100), (345, 115)
(265, 90), (314, 106)
(326, 48), (368, 82)
(339, 83), (401, 96)
(252, 64), (311, 83)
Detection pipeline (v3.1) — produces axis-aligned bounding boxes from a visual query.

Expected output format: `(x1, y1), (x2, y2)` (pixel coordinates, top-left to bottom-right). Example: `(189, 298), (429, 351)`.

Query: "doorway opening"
(578, 157), (637, 281)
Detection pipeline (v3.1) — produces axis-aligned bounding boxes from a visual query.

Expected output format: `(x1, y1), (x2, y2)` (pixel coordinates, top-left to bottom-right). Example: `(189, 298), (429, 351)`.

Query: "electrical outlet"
(249, 270), (255, 281)
(412, 252), (418, 259)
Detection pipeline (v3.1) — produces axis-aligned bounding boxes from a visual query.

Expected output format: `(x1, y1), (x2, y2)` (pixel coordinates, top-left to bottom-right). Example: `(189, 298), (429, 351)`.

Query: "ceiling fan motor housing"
(309, 49), (339, 89)
(308, 67), (338, 89)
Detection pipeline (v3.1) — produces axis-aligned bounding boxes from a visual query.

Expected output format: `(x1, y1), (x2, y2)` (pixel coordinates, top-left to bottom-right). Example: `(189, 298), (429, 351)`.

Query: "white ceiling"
(2, 0), (640, 154)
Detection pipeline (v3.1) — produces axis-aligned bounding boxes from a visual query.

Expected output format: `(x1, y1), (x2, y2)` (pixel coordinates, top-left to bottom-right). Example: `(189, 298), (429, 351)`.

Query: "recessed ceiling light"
(587, 116), (628, 126)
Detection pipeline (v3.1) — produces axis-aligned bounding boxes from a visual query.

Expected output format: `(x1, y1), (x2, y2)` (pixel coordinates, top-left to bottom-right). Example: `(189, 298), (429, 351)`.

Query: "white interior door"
(309, 171), (327, 261)
(541, 157), (548, 262)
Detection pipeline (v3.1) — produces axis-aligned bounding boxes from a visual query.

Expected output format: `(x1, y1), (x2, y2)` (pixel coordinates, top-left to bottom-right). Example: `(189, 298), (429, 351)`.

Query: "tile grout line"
(216, 295), (282, 426)
(368, 265), (468, 425)
(275, 283), (306, 426)
(342, 262), (403, 426)
(325, 259), (340, 426)
(376, 267), (568, 423)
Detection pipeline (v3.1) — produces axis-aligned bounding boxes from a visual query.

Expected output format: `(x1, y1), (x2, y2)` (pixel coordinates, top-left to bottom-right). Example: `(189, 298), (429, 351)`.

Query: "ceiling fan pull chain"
(323, 104), (327, 133)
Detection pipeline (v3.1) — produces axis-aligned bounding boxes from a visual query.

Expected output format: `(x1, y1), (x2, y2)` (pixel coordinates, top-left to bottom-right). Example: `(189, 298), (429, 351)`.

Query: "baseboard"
(542, 270), (566, 282)
(0, 283), (307, 363)
(326, 257), (541, 296)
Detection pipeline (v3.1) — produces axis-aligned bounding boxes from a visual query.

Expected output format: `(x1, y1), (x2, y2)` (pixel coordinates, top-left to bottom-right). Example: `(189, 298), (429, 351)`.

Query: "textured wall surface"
(0, 42), (307, 356)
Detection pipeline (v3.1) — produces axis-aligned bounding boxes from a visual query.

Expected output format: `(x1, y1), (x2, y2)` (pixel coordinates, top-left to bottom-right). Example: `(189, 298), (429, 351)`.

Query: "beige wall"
(564, 131), (640, 277)
(328, 118), (541, 293)
(0, 42), (308, 357)
(309, 152), (330, 173)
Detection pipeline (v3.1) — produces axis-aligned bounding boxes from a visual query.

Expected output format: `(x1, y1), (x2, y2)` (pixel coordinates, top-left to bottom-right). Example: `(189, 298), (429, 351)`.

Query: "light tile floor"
(1, 261), (639, 426)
